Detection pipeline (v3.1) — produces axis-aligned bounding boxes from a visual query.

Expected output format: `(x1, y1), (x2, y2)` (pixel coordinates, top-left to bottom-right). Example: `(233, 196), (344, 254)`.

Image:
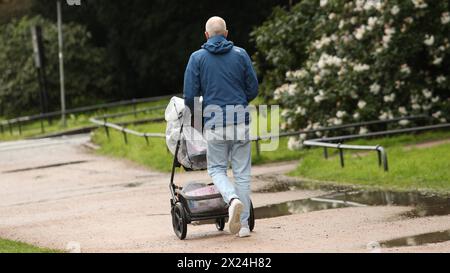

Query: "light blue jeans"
(205, 124), (251, 228)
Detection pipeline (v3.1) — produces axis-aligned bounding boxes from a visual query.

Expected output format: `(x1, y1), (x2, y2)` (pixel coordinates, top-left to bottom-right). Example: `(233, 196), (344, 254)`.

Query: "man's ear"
(205, 32), (209, 40)
(224, 30), (228, 38)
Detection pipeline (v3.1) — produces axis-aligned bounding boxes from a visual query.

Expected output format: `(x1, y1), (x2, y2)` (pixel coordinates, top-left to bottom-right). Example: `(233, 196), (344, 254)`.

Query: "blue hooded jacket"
(183, 35), (258, 128)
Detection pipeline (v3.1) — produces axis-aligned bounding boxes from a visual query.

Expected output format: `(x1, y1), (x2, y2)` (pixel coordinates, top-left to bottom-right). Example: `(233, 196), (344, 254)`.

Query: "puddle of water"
(254, 198), (354, 219)
(254, 190), (450, 220)
(381, 230), (450, 248)
(324, 191), (450, 217)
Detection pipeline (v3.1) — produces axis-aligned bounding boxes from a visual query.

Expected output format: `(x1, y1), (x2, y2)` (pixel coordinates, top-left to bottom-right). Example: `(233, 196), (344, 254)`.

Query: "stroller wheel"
(215, 218), (225, 231)
(249, 201), (255, 232)
(171, 202), (187, 240)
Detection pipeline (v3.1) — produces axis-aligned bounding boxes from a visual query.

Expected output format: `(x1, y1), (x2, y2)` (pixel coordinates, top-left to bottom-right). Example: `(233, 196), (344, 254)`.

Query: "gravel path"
(0, 135), (448, 253)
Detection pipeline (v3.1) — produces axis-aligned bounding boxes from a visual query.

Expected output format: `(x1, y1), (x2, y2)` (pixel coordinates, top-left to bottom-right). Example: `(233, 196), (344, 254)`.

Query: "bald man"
(184, 16), (259, 238)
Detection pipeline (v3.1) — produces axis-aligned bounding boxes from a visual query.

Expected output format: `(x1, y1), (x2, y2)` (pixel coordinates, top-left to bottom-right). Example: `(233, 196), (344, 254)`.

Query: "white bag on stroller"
(165, 97), (207, 170)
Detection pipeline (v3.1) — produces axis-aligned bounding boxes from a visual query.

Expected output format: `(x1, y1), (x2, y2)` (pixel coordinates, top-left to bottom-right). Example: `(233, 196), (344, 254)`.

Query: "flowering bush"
(252, 0), (450, 149)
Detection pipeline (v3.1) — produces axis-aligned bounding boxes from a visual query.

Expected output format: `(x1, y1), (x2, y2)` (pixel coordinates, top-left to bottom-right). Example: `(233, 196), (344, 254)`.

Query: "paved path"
(0, 135), (449, 252)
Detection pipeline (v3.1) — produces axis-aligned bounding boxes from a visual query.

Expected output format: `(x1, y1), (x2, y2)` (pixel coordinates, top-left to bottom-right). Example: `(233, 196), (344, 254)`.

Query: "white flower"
(442, 12), (450, 24)
(400, 64), (411, 74)
(314, 74), (322, 84)
(333, 118), (343, 126)
(405, 17), (414, 24)
(398, 107), (407, 115)
(295, 106), (307, 116)
(440, 118), (447, 123)
(424, 35), (434, 46)
(329, 13), (336, 20)
(411, 0), (428, 9)
(383, 94), (396, 102)
(355, 0), (364, 11)
(274, 84), (289, 100)
(354, 25), (366, 40)
(314, 94), (326, 103)
(359, 127), (368, 135)
(339, 20), (345, 29)
(363, 0), (377, 11)
(422, 104), (432, 111)
(288, 69), (309, 79)
(379, 111), (389, 120)
(313, 35), (332, 50)
(353, 63), (370, 72)
(299, 133), (308, 140)
(288, 137), (303, 151)
(432, 96), (440, 103)
(358, 100), (367, 109)
(370, 83), (381, 95)
(336, 110), (346, 118)
(350, 17), (358, 25)
(436, 75), (446, 84)
(422, 88), (432, 98)
(432, 111), (442, 119)
(399, 120), (410, 126)
(320, 0), (328, 7)
(382, 27), (396, 48)
(433, 57), (443, 65)
(391, 5), (400, 15)
(353, 112), (361, 120)
(367, 17), (378, 31)
(287, 84), (298, 96)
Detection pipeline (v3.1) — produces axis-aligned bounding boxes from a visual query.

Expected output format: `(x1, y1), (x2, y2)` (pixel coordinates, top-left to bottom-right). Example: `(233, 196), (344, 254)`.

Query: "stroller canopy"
(165, 97), (207, 170)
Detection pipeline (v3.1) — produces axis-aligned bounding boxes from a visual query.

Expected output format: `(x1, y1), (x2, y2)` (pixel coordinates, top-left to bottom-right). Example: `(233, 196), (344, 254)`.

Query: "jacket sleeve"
(183, 53), (201, 112)
(242, 50), (259, 102)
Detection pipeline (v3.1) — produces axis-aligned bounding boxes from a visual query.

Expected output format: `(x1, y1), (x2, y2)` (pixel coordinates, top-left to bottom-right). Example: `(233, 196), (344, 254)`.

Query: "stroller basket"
(178, 182), (228, 215)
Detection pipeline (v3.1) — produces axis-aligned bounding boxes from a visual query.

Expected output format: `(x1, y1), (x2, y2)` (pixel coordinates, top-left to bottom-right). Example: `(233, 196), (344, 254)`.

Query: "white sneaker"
(238, 227), (251, 238)
(228, 199), (244, 234)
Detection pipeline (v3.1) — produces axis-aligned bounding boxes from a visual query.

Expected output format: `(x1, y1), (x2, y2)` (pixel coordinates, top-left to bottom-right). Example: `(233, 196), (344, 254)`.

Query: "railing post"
(133, 99), (137, 118)
(338, 144), (344, 168)
(122, 129), (128, 144)
(377, 146), (389, 172)
(8, 121), (13, 135)
(376, 145), (382, 167)
(18, 120), (22, 135)
(0, 124), (4, 134)
(40, 119), (45, 134)
(144, 135), (149, 146)
(323, 147), (328, 159)
(104, 125), (110, 140)
(255, 139), (261, 158)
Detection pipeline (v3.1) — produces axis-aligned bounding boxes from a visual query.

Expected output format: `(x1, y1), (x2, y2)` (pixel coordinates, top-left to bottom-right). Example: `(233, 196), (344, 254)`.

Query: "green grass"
(0, 238), (59, 253)
(92, 122), (173, 172)
(93, 121), (450, 192)
(290, 131), (450, 193)
(0, 98), (169, 141)
(92, 120), (305, 172)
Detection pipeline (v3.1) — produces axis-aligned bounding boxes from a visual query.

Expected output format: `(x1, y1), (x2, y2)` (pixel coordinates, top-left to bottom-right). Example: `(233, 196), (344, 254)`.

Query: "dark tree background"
(30, 0), (292, 99)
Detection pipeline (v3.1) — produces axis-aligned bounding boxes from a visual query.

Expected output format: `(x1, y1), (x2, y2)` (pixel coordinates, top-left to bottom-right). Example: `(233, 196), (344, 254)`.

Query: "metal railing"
(251, 115), (429, 157)
(87, 107), (450, 173)
(304, 140), (389, 171)
(90, 117), (165, 144)
(301, 122), (450, 172)
(0, 94), (179, 136)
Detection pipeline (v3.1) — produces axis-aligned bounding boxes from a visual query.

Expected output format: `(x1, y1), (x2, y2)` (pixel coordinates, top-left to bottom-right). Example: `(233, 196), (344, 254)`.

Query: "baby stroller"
(165, 97), (255, 240)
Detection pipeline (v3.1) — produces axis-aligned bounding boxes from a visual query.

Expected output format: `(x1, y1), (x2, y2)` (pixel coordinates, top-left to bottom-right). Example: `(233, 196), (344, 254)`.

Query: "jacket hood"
(202, 35), (234, 54)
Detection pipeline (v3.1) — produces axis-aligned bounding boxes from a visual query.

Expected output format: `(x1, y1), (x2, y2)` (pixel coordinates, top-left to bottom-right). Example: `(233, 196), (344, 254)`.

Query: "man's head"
(205, 16), (228, 40)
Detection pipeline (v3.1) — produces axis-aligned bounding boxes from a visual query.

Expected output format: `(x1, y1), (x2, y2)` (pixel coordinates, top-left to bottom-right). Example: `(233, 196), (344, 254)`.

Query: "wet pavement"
(381, 230), (450, 248)
(255, 190), (450, 219)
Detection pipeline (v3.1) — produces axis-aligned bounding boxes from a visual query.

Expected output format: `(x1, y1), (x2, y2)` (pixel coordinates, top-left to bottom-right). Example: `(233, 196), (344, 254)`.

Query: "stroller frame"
(169, 124), (255, 240)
